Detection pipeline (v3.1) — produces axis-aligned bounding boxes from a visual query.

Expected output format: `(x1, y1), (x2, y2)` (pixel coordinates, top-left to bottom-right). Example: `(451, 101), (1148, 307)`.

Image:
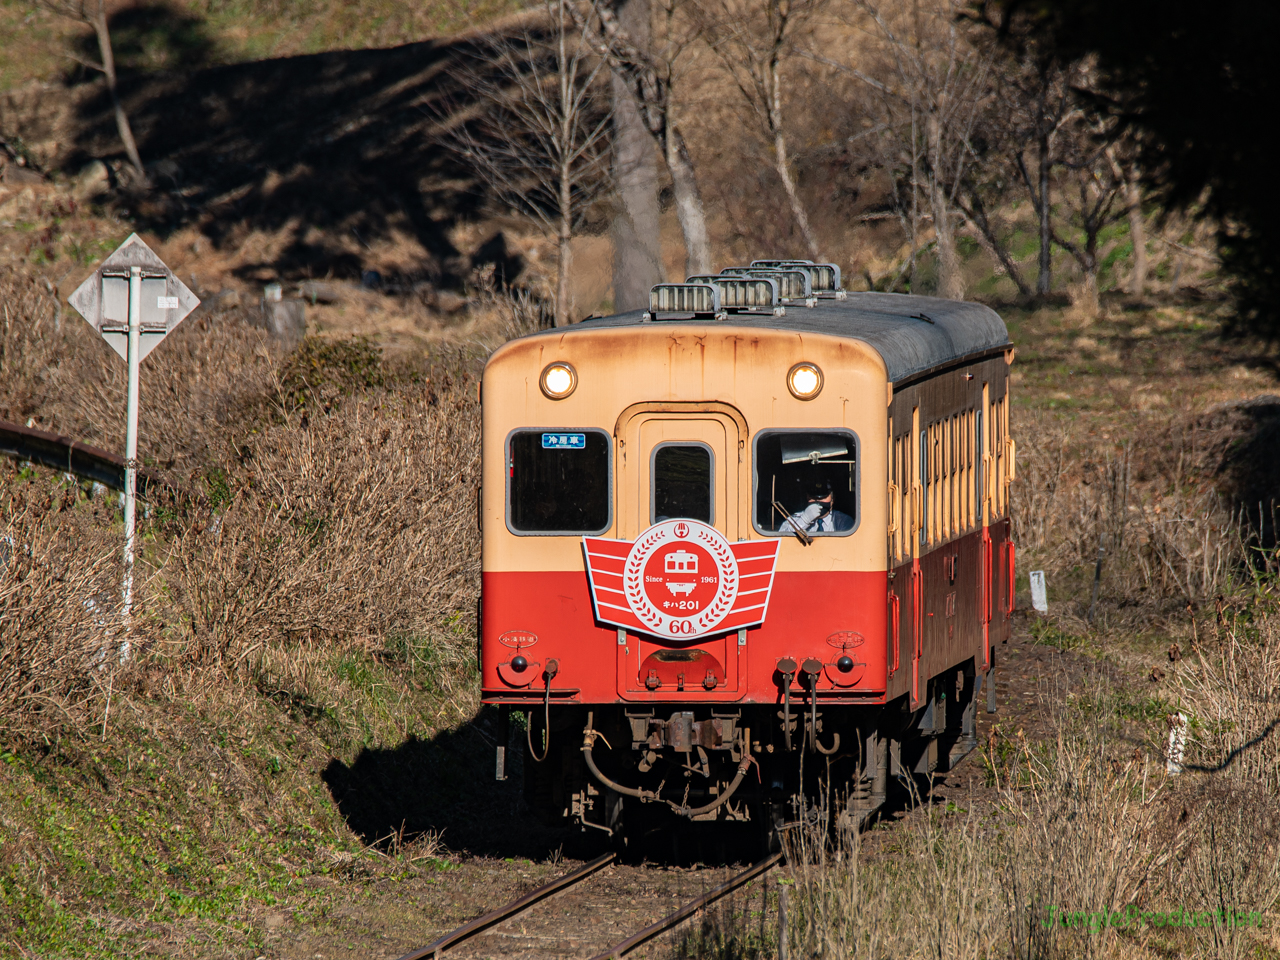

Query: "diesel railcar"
(479, 264), (1015, 849)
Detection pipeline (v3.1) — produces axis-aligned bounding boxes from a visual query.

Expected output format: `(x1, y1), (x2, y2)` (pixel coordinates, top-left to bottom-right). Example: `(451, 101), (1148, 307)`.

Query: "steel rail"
(0, 419), (159, 494)
(586, 852), (784, 960)
(394, 851), (617, 960)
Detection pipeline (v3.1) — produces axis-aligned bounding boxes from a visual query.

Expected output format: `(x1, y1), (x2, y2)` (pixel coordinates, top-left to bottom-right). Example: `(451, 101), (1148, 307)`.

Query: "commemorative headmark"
(583, 520), (780, 640)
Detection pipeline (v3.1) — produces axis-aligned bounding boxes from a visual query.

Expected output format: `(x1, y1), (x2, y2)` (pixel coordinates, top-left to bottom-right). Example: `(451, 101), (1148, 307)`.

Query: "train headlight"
(787, 362), (823, 400)
(540, 362), (577, 399)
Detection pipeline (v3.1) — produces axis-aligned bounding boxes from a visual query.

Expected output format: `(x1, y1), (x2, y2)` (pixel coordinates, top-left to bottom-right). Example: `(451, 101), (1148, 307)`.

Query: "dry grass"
(0, 260), (510, 956)
(0, 263), (495, 746)
(1178, 604), (1280, 796)
(1012, 406), (1243, 630)
(0, 264), (278, 470)
(4, 263), (1278, 958)
(0, 484), (120, 738)
(153, 375), (479, 680)
(770, 684), (1280, 960)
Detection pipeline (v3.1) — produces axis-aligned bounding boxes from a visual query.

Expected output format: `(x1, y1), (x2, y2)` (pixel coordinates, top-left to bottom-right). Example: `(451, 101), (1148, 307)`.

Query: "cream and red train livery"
(479, 272), (1014, 849)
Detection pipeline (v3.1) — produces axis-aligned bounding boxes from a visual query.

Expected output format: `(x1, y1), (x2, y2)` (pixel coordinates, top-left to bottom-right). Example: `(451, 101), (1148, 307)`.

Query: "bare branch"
(437, 1), (612, 326)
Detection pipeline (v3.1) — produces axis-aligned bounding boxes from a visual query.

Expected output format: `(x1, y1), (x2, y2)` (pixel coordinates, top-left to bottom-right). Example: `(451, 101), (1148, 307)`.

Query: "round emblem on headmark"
(623, 519), (739, 639)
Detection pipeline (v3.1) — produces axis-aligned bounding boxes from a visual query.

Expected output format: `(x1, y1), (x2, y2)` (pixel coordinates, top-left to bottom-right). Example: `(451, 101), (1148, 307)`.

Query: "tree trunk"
(556, 144), (573, 326)
(609, 0), (663, 311)
(773, 130), (820, 262)
(557, 229), (573, 327)
(1036, 132), (1051, 296)
(932, 187), (964, 299)
(957, 192), (1032, 297)
(90, 0), (147, 184)
(1125, 176), (1147, 295)
(665, 125), (711, 275)
(928, 116), (964, 300)
(1074, 269), (1099, 319)
(1074, 236), (1100, 320)
(580, 0), (711, 281)
(770, 59), (819, 261)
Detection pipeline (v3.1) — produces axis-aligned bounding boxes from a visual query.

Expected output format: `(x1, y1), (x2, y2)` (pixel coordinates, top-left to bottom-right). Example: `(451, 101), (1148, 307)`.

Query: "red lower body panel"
(481, 570), (888, 704)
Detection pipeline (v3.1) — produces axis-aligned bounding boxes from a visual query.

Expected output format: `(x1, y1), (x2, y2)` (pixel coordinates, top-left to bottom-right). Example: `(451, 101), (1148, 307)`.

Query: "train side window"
(652, 443), (713, 524)
(753, 430), (858, 536)
(507, 429), (611, 534)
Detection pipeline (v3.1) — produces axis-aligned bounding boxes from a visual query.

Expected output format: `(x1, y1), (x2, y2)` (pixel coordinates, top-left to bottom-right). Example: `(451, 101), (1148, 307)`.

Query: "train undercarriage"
(512, 658), (992, 855)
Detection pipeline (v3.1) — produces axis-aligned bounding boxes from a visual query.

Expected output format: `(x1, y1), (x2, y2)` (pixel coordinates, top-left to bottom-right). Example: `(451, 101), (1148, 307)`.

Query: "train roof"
(531, 292), (1010, 384)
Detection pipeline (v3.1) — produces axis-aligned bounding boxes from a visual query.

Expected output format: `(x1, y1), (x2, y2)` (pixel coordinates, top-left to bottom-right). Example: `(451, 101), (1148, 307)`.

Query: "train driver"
(781, 476), (854, 533)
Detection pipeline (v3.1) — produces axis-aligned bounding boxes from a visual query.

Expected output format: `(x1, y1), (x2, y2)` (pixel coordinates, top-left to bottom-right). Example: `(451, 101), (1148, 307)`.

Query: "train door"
(615, 409), (746, 700)
(888, 419), (909, 695)
(989, 390), (1014, 643)
(978, 384), (992, 668)
(910, 406), (924, 708)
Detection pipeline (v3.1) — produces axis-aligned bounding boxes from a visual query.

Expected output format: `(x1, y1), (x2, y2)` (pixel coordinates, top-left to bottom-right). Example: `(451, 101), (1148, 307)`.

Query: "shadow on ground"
(65, 10), (545, 288)
(1196, 394), (1280, 545)
(321, 706), (575, 859)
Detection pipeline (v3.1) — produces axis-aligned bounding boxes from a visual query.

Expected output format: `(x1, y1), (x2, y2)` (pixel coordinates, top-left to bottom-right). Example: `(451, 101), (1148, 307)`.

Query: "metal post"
(1087, 537), (1105, 625)
(120, 265), (141, 662)
(495, 706), (510, 781)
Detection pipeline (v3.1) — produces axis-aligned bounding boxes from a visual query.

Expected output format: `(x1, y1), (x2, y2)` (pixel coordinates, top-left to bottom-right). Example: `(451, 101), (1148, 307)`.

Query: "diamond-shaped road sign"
(65, 233), (201, 663)
(68, 233), (200, 361)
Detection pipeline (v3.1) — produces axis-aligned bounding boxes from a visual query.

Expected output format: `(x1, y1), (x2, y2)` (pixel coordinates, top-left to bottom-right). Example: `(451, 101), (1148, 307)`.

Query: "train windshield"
(754, 430), (857, 536)
(652, 443), (713, 524)
(508, 430), (611, 534)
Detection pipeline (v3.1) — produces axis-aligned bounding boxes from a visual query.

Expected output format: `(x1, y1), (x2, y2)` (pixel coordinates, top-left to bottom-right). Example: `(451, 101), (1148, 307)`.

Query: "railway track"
(0, 419), (159, 493)
(395, 851), (783, 960)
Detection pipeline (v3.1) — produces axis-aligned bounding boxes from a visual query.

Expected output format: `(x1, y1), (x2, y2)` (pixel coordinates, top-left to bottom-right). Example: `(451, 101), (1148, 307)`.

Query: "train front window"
(652, 443), (713, 524)
(508, 430), (610, 534)
(754, 431), (857, 536)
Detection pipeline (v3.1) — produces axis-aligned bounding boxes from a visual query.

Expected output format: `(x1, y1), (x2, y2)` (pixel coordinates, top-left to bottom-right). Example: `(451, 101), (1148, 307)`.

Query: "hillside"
(2, 3), (1275, 958)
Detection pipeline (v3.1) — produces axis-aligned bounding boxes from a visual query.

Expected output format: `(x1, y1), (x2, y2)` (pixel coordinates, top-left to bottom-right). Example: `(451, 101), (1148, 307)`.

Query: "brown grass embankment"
(0, 262), (510, 742)
(779, 685), (1280, 960)
(1, 260), (542, 956)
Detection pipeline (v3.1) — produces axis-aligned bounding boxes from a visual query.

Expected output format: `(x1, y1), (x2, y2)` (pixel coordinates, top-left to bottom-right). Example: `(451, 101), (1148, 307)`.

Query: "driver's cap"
(805, 476), (834, 499)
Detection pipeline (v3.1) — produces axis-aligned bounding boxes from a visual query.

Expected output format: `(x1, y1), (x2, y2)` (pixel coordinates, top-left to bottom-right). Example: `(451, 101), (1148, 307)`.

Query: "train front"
(480, 319), (889, 846)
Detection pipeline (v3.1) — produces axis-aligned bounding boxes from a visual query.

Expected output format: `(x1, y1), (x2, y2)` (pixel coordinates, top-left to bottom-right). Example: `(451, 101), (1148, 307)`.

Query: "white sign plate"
(67, 233), (200, 362)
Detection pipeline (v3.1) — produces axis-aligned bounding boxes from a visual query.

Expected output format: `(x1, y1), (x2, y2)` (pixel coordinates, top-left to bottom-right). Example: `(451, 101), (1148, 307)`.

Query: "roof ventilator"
(643, 283), (725, 322)
(685, 275), (785, 316)
(722, 267), (817, 307)
(751, 260), (848, 300)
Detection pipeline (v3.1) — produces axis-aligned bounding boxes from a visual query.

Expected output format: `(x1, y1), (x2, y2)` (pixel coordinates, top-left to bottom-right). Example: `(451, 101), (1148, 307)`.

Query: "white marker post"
(68, 235), (199, 662)
(1029, 570), (1048, 614)
(1167, 712), (1189, 775)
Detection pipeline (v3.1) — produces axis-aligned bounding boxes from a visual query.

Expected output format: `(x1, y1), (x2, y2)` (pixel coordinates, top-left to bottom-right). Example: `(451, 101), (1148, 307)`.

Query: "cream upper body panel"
(482, 325), (889, 573)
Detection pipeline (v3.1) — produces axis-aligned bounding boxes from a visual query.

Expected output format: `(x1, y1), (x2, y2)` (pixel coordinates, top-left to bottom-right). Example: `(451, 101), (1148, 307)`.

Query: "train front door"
(615, 407), (746, 700)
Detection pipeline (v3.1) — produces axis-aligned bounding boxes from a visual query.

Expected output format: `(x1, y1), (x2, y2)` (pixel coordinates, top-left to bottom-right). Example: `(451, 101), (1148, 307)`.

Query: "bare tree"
(37, 0), (147, 184)
(442, 0), (613, 326)
(826, 0), (993, 299)
(571, 0), (713, 275)
(1051, 88), (1134, 318)
(1002, 53), (1077, 296)
(698, 0), (825, 260)
(1111, 153), (1147, 295)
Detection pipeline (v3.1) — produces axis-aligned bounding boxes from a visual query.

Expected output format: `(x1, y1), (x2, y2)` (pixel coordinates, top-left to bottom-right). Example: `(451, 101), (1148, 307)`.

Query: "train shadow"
(320, 705), (582, 860)
(320, 709), (966, 865)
